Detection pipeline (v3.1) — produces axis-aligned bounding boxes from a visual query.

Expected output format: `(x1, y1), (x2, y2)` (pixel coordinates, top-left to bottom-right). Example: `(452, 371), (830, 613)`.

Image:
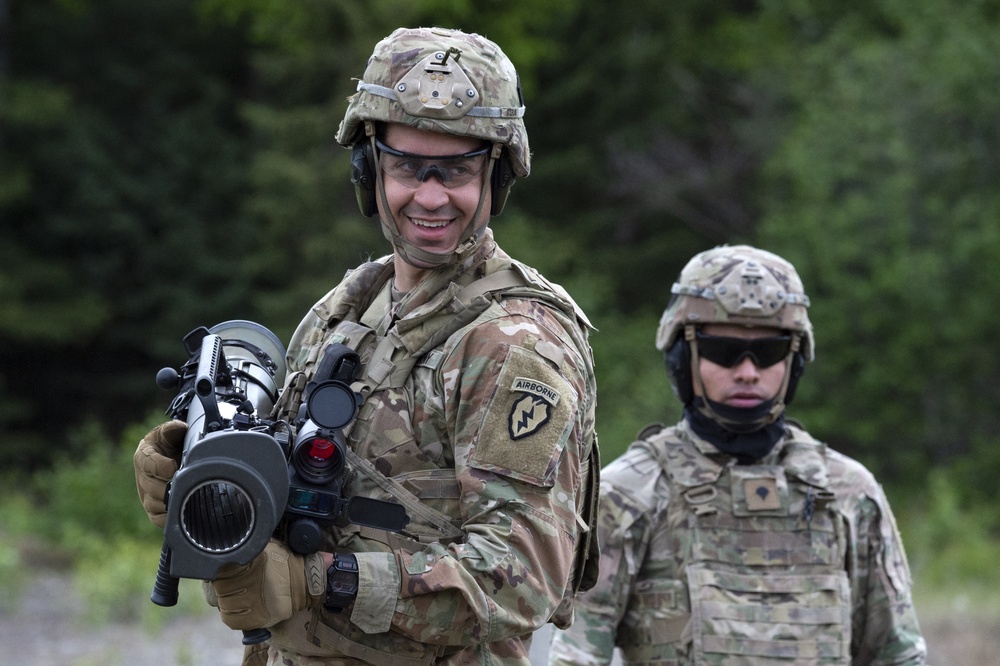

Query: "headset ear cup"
(489, 150), (516, 216)
(350, 141), (377, 217)
(783, 352), (806, 406)
(665, 339), (694, 405)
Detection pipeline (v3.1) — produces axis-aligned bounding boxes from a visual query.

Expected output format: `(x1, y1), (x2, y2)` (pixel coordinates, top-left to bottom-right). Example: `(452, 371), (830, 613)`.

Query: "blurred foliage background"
(3, 0), (1000, 649)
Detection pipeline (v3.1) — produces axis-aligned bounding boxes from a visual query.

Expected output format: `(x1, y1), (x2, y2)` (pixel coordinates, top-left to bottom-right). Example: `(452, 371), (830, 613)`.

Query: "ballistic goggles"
(376, 139), (490, 188)
(695, 332), (792, 368)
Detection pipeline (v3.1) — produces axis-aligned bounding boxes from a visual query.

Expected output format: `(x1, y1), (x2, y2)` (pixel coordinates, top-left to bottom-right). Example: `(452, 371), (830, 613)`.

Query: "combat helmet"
(655, 245), (814, 430)
(337, 27), (529, 268)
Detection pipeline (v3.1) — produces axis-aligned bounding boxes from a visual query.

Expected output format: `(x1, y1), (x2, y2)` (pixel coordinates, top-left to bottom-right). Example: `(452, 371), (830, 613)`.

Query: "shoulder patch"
(470, 346), (577, 487)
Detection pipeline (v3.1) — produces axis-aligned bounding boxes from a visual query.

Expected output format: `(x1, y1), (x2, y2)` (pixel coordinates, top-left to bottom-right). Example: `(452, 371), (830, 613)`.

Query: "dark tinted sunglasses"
(695, 332), (792, 369)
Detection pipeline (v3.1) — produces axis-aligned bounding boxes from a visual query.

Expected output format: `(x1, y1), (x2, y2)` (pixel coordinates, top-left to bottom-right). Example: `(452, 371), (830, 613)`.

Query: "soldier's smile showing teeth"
(376, 124), (492, 289)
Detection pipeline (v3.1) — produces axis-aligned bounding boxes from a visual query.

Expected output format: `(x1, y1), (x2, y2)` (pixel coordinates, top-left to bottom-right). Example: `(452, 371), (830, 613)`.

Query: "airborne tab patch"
(510, 376), (561, 406)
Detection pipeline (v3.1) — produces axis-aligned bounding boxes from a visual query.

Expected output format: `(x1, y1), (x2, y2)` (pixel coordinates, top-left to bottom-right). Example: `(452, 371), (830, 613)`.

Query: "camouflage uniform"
(548, 420), (927, 665)
(133, 27), (599, 665)
(244, 27), (600, 665)
(264, 229), (599, 665)
(549, 245), (927, 665)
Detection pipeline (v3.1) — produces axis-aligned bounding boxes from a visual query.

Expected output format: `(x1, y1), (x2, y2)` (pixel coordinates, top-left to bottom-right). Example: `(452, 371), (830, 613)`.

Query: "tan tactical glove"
(211, 540), (326, 631)
(134, 420), (186, 528)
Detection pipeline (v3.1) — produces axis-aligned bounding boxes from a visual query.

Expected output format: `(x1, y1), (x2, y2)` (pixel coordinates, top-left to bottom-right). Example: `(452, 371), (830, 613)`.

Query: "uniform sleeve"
(549, 472), (650, 666)
(365, 307), (598, 647)
(847, 481), (929, 665)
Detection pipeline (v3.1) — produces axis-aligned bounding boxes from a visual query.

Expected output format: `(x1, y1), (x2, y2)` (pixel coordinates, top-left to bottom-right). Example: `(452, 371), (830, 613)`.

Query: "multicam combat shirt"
(264, 230), (599, 666)
(549, 420), (928, 666)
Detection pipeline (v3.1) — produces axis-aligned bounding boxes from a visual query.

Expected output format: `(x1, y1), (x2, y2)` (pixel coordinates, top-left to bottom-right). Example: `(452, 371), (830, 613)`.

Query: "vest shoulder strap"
(357, 267), (529, 393)
(634, 426), (727, 490)
(312, 257), (394, 324)
(781, 424), (832, 489)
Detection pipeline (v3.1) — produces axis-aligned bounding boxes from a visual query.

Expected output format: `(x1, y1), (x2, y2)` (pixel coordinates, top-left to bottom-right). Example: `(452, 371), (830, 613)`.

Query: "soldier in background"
(135, 27), (599, 665)
(549, 245), (927, 665)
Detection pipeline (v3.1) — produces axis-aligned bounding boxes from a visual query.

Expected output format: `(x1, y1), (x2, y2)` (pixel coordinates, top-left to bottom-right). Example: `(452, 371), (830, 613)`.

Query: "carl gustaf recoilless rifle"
(149, 321), (408, 644)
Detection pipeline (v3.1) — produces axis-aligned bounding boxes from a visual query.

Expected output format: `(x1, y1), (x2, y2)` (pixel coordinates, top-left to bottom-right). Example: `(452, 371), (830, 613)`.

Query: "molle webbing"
(620, 428), (851, 665)
(338, 267), (538, 550)
(345, 446), (463, 542)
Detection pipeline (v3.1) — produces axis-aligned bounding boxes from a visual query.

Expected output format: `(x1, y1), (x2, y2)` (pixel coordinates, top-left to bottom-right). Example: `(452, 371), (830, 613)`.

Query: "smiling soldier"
(135, 26), (600, 666)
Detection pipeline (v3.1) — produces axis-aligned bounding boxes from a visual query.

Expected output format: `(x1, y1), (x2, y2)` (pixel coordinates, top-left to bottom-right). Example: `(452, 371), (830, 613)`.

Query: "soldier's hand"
(134, 420), (186, 528)
(211, 540), (326, 631)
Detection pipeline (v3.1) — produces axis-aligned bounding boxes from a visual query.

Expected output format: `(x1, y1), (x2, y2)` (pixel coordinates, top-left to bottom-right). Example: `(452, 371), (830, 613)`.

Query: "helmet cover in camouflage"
(336, 27), (530, 178)
(655, 245), (814, 361)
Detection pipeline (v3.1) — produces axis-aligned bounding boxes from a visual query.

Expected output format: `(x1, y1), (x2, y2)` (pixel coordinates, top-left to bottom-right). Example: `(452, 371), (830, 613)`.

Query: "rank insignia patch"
(509, 394), (552, 440)
(744, 477), (782, 511)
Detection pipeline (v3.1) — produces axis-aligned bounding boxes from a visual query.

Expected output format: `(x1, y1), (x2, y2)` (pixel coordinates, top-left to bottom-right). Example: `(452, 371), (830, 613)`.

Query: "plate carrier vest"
(618, 425), (852, 665)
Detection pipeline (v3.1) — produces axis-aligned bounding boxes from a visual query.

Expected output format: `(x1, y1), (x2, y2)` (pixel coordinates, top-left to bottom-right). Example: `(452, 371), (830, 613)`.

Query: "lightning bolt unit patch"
(508, 394), (552, 440)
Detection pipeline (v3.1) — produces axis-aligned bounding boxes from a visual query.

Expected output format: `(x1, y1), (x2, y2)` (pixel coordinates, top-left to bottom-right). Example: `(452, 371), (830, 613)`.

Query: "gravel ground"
(3, 569), (994, 665)
(0, 570), (566, 666)
(0, 572), (243, 666)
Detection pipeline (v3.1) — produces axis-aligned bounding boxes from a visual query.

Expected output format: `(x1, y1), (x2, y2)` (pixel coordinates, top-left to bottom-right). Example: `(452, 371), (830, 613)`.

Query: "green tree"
(515, 0), (785, 451)
(1, 0), (256, 466)
(8, 0), (999, 499)
(751, 0), (1000, 492)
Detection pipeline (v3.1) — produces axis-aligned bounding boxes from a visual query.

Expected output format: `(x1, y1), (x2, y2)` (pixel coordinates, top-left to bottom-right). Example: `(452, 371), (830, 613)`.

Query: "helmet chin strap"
(373, 134), (497, 269)
(688, 325), (802, 433)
